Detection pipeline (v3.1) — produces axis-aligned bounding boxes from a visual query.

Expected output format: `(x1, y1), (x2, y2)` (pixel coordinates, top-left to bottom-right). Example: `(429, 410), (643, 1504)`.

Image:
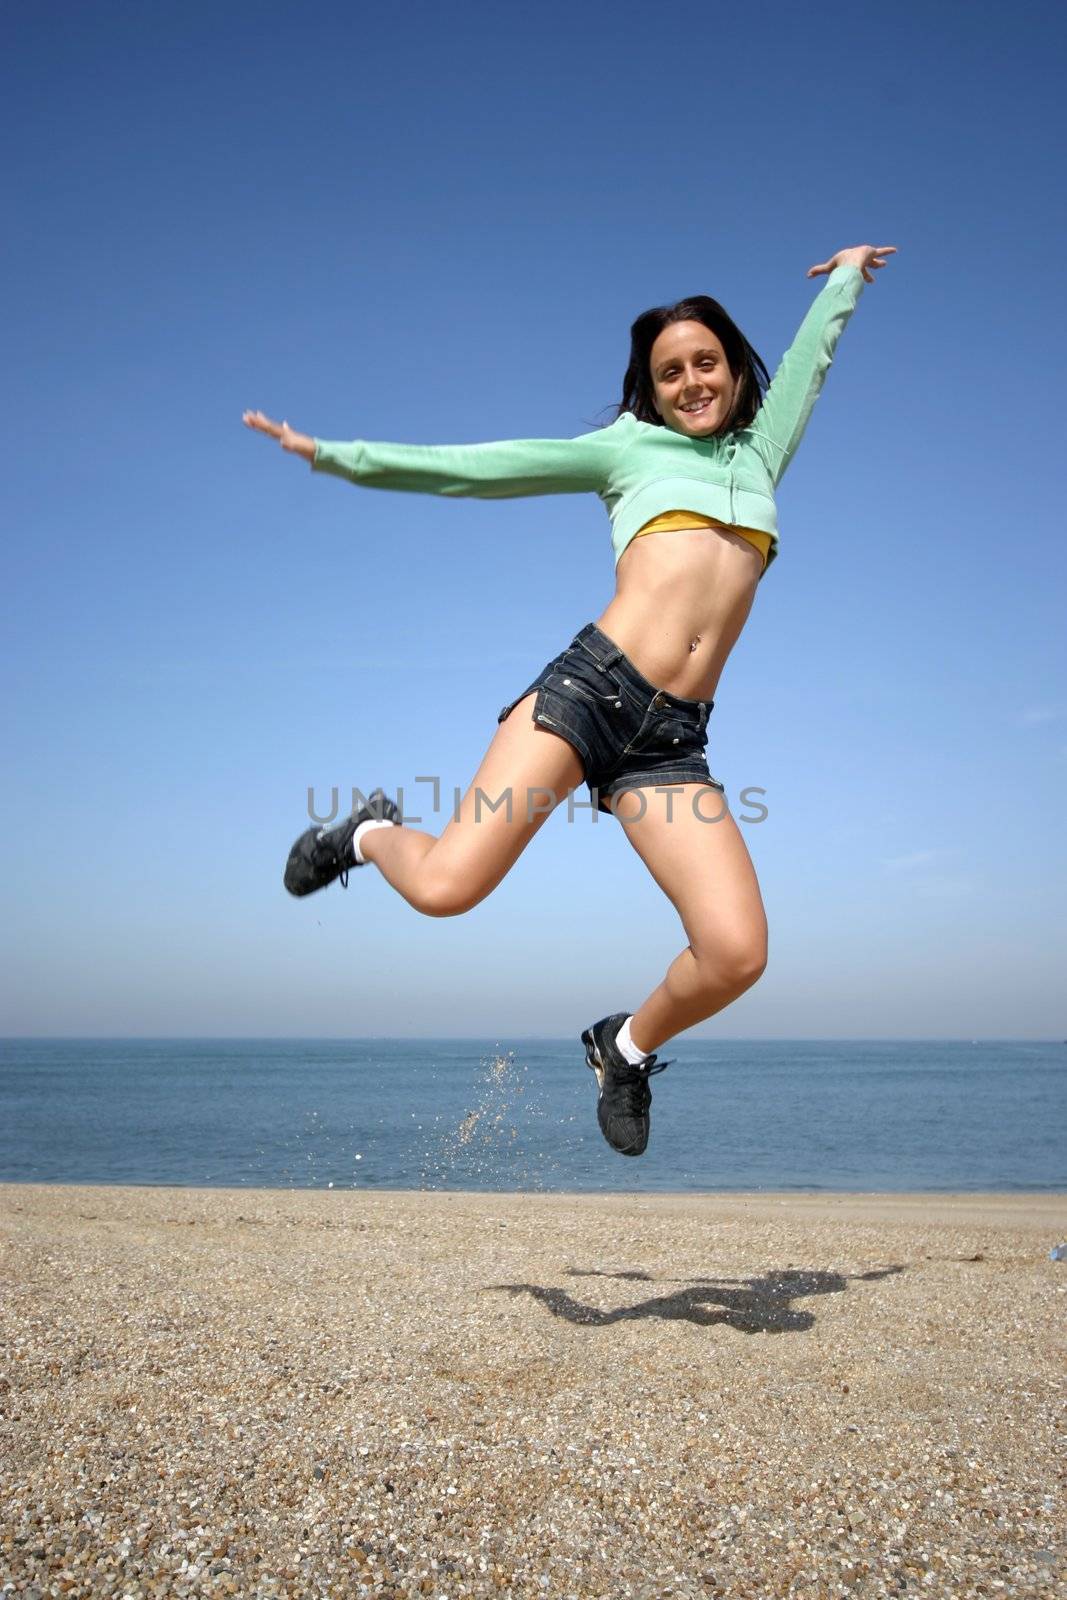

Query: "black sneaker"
(283, 788), (400, 897)
(581, 1012), (673, 1157)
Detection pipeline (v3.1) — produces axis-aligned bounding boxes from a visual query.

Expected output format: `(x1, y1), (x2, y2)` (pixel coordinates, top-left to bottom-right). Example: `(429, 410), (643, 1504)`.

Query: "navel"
(689, 634), (702, 653)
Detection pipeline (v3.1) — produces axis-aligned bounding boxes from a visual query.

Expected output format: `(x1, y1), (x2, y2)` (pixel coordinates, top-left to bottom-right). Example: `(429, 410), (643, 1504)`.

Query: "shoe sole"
(581, 1027), (605, 1090)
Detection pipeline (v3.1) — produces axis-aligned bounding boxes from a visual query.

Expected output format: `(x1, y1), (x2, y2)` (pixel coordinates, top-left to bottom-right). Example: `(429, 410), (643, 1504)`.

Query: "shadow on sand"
(487, 1263), (905, 1334)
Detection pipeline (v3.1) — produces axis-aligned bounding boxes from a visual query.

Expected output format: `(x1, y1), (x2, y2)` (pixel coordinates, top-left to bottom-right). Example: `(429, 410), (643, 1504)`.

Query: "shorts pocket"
(546, 662), (628, 711)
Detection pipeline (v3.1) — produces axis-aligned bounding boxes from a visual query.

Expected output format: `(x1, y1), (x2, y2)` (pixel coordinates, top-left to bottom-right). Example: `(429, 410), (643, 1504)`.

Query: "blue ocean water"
(0, 1038), (1063, 1194)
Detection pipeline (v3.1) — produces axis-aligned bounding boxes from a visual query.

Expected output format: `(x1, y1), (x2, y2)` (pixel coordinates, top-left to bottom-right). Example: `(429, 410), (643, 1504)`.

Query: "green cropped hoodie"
(311, 264), (866, 580)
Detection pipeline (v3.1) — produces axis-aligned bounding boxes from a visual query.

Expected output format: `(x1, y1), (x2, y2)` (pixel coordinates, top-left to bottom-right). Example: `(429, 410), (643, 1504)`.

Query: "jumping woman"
(243, 242), (897, 1159)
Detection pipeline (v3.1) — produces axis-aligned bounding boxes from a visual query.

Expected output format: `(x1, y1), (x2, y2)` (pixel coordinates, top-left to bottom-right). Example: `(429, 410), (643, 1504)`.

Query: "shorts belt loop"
(579, 624), (624, 674)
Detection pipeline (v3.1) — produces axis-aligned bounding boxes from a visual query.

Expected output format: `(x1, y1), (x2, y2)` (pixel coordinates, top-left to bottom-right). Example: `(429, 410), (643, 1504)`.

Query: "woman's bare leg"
(360, 691), (585, 916)
(610, 785), (769, 1054)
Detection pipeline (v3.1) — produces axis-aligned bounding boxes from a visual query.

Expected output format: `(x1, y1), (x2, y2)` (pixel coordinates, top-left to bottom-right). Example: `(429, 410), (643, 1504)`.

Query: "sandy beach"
(1, 1185), (1063, 1599)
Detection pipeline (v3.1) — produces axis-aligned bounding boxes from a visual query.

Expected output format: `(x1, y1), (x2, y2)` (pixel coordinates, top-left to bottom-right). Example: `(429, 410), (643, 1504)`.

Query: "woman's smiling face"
(649, 320), (737, 437)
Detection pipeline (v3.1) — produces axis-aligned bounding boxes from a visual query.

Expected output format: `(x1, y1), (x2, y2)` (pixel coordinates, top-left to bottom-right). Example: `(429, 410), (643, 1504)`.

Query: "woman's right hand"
(242, 410), (316, 462)
(807, 245), (898, 284)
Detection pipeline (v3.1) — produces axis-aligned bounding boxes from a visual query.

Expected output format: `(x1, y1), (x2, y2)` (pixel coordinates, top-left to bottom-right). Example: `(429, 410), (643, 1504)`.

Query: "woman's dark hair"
(607, 295), (771, 435)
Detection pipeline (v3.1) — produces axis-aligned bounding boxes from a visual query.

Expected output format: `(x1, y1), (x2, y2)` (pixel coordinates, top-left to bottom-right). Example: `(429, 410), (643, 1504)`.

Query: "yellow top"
(633, 510), (772, 574)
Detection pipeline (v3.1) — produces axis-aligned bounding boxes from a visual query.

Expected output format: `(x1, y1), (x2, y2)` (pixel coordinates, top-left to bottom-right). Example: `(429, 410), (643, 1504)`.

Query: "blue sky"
(3, 0), (1065, 1039)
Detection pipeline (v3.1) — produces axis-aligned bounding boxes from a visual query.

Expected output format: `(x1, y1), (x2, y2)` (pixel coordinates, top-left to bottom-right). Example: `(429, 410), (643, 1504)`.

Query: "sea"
(1, 1038), (1063, 1195)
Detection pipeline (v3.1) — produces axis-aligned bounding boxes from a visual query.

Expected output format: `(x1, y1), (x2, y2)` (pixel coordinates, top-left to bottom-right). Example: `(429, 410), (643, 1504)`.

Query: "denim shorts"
(496, 621), (726, 816)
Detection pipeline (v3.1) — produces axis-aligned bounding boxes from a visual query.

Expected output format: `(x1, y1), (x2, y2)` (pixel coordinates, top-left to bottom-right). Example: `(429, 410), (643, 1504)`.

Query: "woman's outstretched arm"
(746, 244), (897, 486)
(242, 410), (627, 499)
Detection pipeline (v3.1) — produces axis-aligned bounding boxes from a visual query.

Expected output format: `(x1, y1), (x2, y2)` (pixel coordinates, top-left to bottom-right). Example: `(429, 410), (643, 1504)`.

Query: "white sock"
(351, 817), (396, 864)
(616, 1014), (651, 1066)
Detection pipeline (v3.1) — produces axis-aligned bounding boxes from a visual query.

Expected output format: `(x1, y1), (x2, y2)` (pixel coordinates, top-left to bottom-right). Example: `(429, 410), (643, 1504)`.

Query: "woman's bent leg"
(611, 785), (769, 1053)
(360, 691), (584, 916)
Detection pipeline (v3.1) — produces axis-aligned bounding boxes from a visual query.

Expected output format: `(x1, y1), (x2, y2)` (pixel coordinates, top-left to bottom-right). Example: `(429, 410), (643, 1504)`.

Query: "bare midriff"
(593, 522), (764, 702)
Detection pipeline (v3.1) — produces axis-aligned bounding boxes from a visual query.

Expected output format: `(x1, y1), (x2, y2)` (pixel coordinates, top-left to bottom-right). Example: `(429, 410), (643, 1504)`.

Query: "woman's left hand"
(242, 409), (317, 461)
(807, 245), (898, 284)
